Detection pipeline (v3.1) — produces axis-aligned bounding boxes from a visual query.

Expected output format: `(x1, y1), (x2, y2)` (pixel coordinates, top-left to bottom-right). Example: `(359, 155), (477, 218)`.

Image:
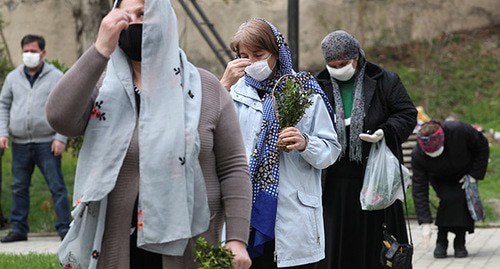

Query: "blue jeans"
(0, 148), (5, 221)
(10, 142), (71, 236)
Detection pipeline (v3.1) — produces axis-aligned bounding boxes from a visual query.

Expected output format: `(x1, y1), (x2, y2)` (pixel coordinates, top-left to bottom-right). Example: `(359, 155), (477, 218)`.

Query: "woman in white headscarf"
(46, 0), (252, 268)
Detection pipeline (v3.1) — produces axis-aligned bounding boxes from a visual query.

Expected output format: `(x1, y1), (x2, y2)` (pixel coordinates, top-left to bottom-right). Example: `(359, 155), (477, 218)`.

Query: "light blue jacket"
(230, 78), (341, 267)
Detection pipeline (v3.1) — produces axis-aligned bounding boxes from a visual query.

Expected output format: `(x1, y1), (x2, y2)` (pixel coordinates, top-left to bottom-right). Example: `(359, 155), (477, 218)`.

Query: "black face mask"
(119, 24), (143, 61)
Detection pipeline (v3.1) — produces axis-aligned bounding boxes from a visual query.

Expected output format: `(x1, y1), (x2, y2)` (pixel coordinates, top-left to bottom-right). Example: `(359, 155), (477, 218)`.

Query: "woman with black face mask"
(118, 23), (142, 62)
(46, 0), (252, 268)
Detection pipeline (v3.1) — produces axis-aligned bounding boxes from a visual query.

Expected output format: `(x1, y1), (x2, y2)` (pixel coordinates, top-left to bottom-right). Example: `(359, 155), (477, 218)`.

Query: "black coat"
(316, 62), (417, 162)
(316, 62), (417, 269)
(411, 121), (489, 229)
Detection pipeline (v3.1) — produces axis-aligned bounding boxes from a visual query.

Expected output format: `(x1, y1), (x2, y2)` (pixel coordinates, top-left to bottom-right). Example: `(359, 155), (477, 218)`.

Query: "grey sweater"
(46, 46), (251, 268)
(0, 62), (66, 143)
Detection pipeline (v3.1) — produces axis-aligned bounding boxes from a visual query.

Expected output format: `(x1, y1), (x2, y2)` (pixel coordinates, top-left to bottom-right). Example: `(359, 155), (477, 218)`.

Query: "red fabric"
(417, 127), (444, 153)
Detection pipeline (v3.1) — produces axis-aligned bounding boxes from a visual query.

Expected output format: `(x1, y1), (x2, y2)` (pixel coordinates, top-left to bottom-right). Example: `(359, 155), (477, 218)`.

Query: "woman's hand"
(225, 240), (251, 269)
(279, 127), (308, 151)
(220, 58), (251, 91)
(359, 129), (384, 143)
(95, 9), (132, 58)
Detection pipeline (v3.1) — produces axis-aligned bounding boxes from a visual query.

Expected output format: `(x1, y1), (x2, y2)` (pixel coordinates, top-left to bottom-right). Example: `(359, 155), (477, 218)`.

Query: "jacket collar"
(17, 61), (54, 78)
(232, 78), (261, 101)
(316, 61), (383, 112)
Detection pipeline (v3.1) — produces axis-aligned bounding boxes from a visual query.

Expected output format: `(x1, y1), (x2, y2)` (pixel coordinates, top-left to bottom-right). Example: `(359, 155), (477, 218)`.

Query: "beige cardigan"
(46, 46), (251, 268)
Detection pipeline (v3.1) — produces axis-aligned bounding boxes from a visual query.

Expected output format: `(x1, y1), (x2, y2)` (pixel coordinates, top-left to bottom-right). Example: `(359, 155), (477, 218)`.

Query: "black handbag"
(380, 225), (413, 268)
(380, 143), (414, 269)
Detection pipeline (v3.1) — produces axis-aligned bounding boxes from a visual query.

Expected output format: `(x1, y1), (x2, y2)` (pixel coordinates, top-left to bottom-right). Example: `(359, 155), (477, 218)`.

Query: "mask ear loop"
(112, 0), (119, 9)
(266, 53), (277, 71)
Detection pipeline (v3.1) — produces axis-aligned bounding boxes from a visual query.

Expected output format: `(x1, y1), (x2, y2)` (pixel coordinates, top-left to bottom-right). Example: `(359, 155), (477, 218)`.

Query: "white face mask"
(22, 52), (41, 68)
(326, 62), (356, 81)
(425, 146), (444, 158)
(245, 55), (273, 81)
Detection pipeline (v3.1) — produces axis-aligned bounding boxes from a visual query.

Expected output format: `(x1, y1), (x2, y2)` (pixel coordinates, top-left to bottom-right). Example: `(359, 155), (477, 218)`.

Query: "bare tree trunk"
(72, 0), (111, 56)
(0, 21), (13, 67)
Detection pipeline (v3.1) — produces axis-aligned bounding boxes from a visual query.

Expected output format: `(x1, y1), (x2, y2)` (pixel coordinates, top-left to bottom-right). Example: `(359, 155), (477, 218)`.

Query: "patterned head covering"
(321, 30), (360, 62)
(244, 18), (334, 258)
(417, 121), (445, 153)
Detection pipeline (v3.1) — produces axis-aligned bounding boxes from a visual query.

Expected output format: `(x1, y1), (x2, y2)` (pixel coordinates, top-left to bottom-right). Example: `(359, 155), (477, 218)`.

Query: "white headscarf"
(112, 0), (209, 255)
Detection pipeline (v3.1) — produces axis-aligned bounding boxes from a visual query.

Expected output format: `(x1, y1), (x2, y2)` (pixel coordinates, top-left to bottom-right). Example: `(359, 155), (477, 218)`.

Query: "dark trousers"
(437, 226), (466, 248)
(250, 240), (317, 269)
(10, 142), (71, 236)
(130, 227), (162, 268)
(0, 148), (7, 226)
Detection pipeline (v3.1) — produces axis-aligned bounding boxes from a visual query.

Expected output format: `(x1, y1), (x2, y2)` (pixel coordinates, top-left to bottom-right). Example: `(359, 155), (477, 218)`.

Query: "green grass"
(368, 26), (500, 130)
(478, 145), (500, 224)
(0, 253), (60, 269)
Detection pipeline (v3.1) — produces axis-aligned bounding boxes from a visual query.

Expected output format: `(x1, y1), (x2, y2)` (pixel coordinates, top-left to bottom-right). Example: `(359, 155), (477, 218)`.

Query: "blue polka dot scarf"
(245, 19), (335, 258)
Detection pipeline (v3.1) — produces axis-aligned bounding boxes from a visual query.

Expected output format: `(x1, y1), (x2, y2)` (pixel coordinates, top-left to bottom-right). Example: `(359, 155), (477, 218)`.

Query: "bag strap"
(397, 153), (413, 245)
(394, 137), (413, 245)
(379, 136), (414, 246)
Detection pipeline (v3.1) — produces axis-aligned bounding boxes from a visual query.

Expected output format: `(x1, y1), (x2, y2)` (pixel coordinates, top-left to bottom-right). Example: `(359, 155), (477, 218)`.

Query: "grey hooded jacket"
(0, 62), (67, 144)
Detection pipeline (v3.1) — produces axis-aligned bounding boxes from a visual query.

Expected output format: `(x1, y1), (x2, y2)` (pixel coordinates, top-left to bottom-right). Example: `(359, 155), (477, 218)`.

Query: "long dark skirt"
(317, 156), (409, 269)
(431, 181), (474, 233)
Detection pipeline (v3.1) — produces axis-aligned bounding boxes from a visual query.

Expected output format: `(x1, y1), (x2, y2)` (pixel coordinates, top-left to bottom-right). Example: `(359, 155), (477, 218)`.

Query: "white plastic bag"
(360, 138), (410, 210)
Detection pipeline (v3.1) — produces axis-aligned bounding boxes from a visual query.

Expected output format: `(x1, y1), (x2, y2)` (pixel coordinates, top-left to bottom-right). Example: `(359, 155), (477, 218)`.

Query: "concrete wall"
(0, 0), (77, 67)
(174, 0), (500, 75)
(1, 0), (499, 77)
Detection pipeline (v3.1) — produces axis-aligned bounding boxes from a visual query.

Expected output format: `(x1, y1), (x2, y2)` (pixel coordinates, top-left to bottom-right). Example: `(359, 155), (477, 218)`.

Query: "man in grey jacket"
(0, 34), (71, 243)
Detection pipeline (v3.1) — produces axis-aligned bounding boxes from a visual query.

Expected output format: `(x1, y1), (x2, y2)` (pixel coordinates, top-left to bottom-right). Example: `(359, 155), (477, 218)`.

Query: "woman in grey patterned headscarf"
(315, 30), (417, 269)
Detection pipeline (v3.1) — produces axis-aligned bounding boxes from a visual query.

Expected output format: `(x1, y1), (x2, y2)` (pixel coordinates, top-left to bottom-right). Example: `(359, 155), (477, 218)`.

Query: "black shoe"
(433, 243), (447, 258)
(0, 231), (27, 243)
(454, 246), (468, 258)
(59, 230), (68, 241)
(0, 217), (8, 229)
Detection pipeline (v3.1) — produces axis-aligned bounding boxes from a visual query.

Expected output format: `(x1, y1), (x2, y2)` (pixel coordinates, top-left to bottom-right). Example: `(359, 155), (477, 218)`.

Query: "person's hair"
(418, 120), (441, 136)
(230, 19), (279, 57)
(115, 0), (145, 8)
(21, 35), (45, 50)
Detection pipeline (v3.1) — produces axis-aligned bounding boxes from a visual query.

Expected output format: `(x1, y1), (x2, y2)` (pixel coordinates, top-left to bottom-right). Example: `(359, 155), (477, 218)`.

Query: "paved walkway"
(0, 233), (60, 255)
(409, 221), (500, 269)
(1, 221), (500, 268)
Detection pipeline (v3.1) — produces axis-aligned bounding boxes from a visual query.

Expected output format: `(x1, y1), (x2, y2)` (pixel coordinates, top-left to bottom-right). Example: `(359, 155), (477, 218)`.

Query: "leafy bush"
(273, 75), (313, 129)
(272, 75), (314, 151)
(194, 237), (234, 269)
(48, 59), (70, 73)
(0, 50), (13, 85)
